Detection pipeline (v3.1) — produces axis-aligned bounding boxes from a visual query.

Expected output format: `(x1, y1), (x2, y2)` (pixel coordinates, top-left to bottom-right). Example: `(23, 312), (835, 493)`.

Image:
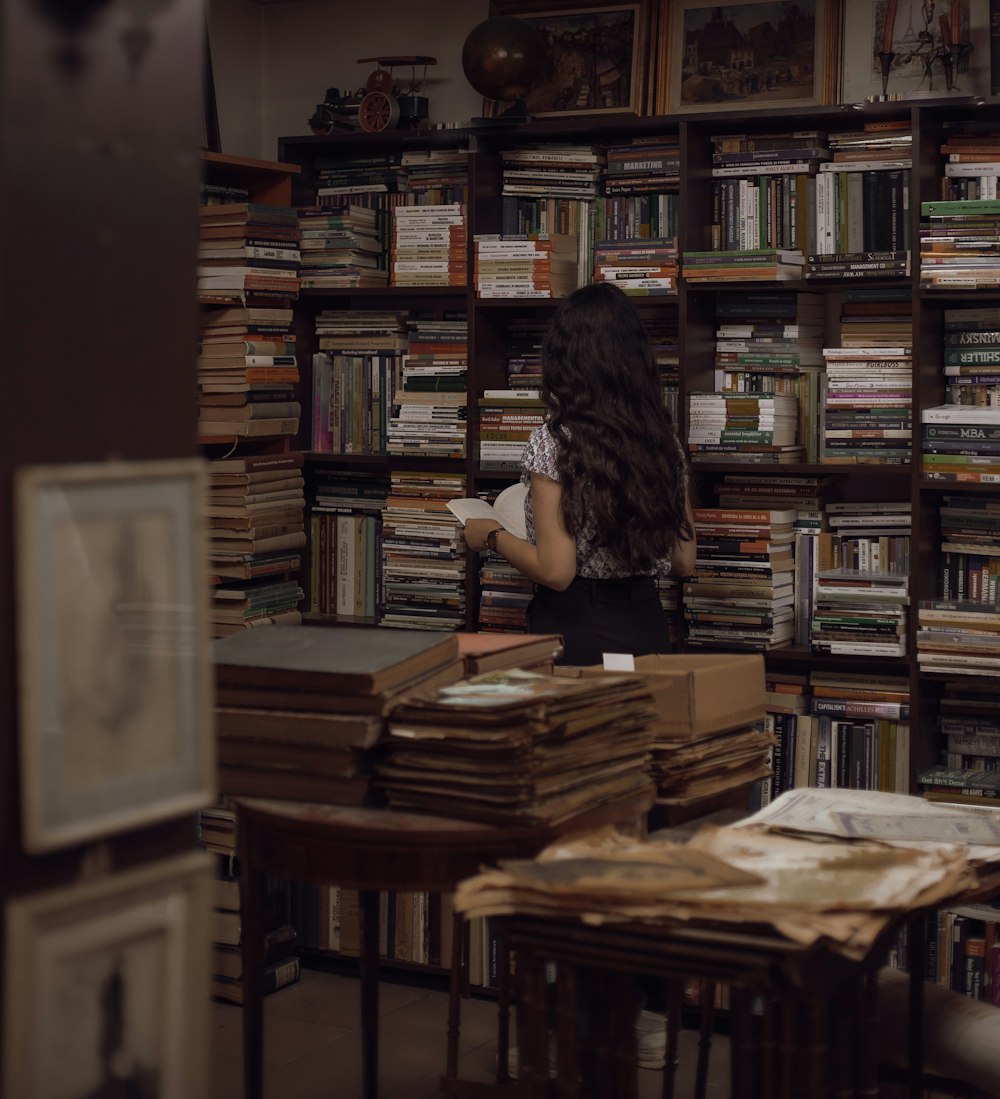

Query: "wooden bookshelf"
(267, 98), (1000, 800)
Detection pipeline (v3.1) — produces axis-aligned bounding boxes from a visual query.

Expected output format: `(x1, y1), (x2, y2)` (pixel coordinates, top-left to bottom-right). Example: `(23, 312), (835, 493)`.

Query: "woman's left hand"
(463, 518), (501, 552)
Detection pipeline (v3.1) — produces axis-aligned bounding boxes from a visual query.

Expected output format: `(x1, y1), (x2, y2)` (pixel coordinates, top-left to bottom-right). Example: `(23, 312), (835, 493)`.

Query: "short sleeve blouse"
(520, 423), (677, 579)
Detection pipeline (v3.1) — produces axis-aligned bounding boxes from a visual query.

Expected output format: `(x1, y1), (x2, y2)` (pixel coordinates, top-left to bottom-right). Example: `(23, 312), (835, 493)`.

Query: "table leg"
(496, 925), (511, 1083)
(239, 818), (266, 1099)
(907, 915), (926, 1099)
(661, 981), (682, 1099)
(445, 908), (464, 1087)
(359, 889), (380, 1099)
(694, 980), (716, 1099)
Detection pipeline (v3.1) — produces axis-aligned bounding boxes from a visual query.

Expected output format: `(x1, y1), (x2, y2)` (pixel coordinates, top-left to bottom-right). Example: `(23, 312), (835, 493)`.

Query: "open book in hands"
(446, 481), (528, 541)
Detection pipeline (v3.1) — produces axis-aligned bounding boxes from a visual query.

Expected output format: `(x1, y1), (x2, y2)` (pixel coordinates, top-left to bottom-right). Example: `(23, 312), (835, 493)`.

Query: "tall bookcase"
(272, 99), (1000, 801)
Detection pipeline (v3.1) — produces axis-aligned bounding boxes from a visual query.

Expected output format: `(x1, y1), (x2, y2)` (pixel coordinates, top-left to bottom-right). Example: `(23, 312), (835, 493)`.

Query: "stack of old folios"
(376, 668), (657, 826)
(605, 654), (772, 816)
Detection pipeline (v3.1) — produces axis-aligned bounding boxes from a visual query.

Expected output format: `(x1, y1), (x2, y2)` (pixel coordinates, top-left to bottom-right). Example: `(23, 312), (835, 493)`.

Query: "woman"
(464, 281), (695, 665)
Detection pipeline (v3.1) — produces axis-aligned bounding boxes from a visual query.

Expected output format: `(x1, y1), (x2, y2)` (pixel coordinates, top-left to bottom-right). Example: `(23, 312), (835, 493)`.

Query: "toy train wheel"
(358, 90), (400, 132)
(308, 104), (336, 135)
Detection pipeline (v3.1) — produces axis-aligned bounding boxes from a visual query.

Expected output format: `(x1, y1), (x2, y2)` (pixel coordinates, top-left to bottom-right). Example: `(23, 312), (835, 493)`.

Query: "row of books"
(761, 670), (911, 802)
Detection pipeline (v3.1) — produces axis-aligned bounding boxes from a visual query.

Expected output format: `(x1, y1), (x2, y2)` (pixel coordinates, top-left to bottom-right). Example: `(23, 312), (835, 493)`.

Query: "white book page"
(446, 481), (529, 540)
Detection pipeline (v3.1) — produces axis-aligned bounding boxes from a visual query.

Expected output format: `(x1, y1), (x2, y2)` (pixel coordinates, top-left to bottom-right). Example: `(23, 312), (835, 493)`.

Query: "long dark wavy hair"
(540, 281), (692, 572)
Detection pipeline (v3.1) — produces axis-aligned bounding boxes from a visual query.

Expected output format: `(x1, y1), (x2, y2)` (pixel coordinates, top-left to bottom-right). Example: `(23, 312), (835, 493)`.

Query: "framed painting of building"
(657, 0), (841, 113)
(15, 458), (214, 853)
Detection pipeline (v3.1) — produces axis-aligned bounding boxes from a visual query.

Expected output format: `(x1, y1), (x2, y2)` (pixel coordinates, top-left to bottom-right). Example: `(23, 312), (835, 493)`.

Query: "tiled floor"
(210, 967), (731, 1098)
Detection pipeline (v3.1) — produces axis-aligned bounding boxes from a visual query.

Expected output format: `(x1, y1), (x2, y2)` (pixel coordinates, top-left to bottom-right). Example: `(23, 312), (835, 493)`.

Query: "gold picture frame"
(3, 851), (212, 1099)
(15, 458), (214, 853)
(489, 0), (658, 116)
(656, 0), (842, 114)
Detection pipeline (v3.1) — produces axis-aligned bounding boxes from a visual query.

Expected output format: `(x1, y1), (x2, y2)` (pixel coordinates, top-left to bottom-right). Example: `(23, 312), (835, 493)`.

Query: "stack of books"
(200, 806), (300, 1004)
(197, 304), (300, 440)
(314, 150), (408, 217)
(938, 126), (1000, 201)
(917, 599), (1000, 678)
(647, 315), (681, 422)
(807, 671), (911, 792)
(685, 507), (796, 650)
(938, 679), (1000, 766)
(197, 202), (301, 303)
(297, 203), (386, 289)
(595, 136), (680, 294)
(811, 569), (909, 657)
(922, 405), (1000, 483)
(821, 344), (912, 464)
(207, 462), (306, 638)
(822, 501), (912, 573)
(387, 313), (467, 459)
(838, 285), (913, 349)
(938, 494), (1000, 601)
(391, 203), (467, 287)
(378, 667), (656, 825)
(599, 135), (679, 209)
(707, 289), (824, 462)
(809, 121), (912, 275)
(708, 129), (830, 252)
(919, 198), (1000, 289)
(687, 392), (799, 463)
(682, 248), (805, 283)
(212, 625), (463, 802)
(380, 471), (467, 630)
(476, 389), (545, 472)
(714, 474), (826, 646)
(310, 309), (407, 454)
(309, 470), (389, 621)
(206, 452), (307, 603)
(478, 545), (534, 632)
(401, 147), (469, 206)
(499, 143), (599, 277)
(592, 237), (677, 295)
(760, 672), (811, 802)
(504, 315), (546, 391)
(473, 233), (579, 298)
(941, 306), (1000, 406)
(917, 491), (1000, 677)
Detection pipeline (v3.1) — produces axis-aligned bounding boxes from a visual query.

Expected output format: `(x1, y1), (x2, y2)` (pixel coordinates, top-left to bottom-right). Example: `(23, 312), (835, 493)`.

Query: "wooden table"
(497, 870), (1000, 1099)
(236, 790), (653, 1099)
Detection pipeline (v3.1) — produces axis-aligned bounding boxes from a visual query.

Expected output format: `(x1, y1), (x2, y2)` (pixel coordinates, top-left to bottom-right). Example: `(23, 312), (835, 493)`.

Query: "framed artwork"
(15, 459), (214, 853)
(841, 0), (990, 103)
(656, 0), (842, 114)
(3, 851), (212, 1099)
(489, 0), (657, 116)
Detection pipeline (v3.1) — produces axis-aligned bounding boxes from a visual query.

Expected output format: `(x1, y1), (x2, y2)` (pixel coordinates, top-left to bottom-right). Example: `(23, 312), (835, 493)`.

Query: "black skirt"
(527, 575), (672, 666)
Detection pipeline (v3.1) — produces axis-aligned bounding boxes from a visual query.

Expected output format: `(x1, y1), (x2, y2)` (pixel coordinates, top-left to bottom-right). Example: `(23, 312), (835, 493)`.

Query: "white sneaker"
(635, 1009), (667, 1070)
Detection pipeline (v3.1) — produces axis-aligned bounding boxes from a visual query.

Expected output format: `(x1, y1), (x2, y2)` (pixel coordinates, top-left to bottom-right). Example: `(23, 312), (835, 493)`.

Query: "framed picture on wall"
(489, 0), (657, 116)
(656, 0), (842, 113)
(841, 0), (990, 103)
(15, 458), (214, 853)
(3, 851), (212, 1099)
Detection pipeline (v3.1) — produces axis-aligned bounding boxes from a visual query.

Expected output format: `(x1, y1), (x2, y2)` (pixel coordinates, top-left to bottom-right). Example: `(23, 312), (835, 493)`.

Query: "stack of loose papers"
(455, 788), (983, 960)
(377, 668), (657, 825)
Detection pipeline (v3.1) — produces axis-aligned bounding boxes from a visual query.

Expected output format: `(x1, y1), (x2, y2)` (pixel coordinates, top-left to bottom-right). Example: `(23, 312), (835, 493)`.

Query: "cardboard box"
(578, 653), (765, 739)
(633, 654), (766, 737)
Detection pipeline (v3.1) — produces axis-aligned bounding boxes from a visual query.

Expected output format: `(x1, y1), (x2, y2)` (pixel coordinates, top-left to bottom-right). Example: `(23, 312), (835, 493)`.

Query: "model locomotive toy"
(307, 56), (436, 134)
